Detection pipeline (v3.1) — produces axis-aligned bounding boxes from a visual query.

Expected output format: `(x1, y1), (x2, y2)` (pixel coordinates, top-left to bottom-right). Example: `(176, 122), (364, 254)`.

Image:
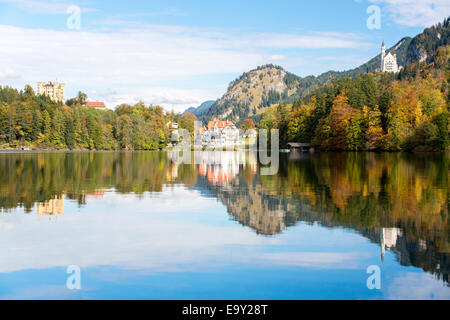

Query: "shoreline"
(0, 148), (448, 154)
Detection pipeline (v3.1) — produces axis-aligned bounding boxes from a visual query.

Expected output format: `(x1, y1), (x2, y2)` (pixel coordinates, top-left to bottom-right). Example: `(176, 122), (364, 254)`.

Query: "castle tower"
(380, 41), (399, 73)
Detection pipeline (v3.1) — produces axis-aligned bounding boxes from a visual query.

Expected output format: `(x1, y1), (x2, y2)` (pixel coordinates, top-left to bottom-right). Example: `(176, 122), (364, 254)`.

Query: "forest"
(0, 87), (197, 150)
(258, 45), (450, 151)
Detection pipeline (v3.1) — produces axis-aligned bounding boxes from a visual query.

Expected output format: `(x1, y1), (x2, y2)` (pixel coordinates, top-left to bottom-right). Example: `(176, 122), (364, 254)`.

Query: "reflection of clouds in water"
(386, 272), (450, 300)
(257, 252), (369, 270)
(0, 186), (278, 273)
(0, 220), (15, 230)
(1, 175), (447, 298)
(0, 284), (83, 300)
(0, 185), (374, 276)
(192, 151), (258, 166)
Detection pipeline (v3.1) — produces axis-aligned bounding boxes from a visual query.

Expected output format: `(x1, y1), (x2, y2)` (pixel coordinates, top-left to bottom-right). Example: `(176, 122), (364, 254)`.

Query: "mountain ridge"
(198, 18), (449, 125)
(183, 100), (215, 118)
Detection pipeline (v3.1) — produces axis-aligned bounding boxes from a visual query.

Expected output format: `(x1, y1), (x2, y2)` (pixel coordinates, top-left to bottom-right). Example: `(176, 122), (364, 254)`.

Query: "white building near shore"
(196, 119), (242, 147)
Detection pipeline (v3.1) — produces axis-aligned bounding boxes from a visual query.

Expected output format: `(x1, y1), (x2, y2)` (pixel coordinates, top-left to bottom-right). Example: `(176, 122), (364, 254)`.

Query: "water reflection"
(0, 151), (448, 297)
(37, 196), (64, 216)
(193, 151), (257, 185)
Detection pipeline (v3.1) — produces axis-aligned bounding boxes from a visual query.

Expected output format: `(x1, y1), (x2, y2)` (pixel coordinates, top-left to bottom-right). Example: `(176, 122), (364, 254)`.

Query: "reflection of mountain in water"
(0, 151), (448, 284)
(194, 152), (449, 284)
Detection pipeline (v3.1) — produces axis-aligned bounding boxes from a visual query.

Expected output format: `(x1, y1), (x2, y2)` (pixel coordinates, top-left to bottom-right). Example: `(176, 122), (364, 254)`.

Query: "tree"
(241, 118), (255, 132)
(180, 112), (197, 138)
(31, 108), (42, 141)
(116, 114), (133, 149)
(328, 93), (354, 150)
(87, 112), (103, 149)
(0, 105), (10, 141)
(345, 109), (365, 150)
(51, 109), (66, 147)
(41, 109), (51, 143)
(288, 104), (314, 143)
(65, 113), (76, 149)
(432, 111), (449, 150)
(364, 106), (383, 150)
(77, 91), (87, 105)
(23, 85), (35, 100)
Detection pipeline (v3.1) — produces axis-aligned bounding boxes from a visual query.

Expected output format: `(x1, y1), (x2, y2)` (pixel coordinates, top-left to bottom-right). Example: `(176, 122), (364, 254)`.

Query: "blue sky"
(0, 0), (449, 111)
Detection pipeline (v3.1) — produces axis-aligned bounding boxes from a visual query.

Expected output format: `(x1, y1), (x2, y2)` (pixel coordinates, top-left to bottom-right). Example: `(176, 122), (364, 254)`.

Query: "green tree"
(65, 112), (76, 149)
(180, 112), (197, 139)
(51, 109), (66, 147)
(31, 108), (42, 141)
(41, 109), (51, 143)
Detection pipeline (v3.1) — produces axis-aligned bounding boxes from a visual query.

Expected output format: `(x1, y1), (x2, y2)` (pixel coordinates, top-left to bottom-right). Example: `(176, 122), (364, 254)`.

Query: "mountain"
(406, 18), (449, 64)
(203, 18), (449, 125)
(203, 65), (309, 124)
(316, 19), (448, 83)
(183, 100), (215, 118)
(318, 37), (412, 83)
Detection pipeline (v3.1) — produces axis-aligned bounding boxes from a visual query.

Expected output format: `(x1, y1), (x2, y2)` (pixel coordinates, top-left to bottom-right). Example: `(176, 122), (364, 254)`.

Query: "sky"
(0, 0), (449, 112)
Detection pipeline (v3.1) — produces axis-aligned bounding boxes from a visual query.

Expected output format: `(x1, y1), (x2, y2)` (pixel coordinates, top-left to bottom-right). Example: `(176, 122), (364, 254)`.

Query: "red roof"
(86, 101), (106, 108)
(207, 119), (234, 130)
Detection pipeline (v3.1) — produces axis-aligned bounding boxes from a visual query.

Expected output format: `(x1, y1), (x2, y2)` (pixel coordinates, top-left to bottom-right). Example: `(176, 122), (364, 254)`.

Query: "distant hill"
(203, 64), (305, 125)
(183, 100), (215, 118)
(203, 18), (449, 125)
(320, 17), (449, 82)
(317, 37), (412, 83)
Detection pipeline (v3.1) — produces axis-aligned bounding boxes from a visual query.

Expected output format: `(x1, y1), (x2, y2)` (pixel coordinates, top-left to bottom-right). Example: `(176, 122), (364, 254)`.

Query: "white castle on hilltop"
(381, 42), (399, 73)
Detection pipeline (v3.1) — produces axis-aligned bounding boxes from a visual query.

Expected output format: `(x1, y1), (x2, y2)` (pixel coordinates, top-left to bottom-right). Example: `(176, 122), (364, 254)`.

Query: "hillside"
(406, 18), (449, 64)
(317, 37), (412, 83)
(203, 65), (306, 124)
(258, 43), (449, 151)
(203, 18), (449, 125)
(183, 100), (215, 118)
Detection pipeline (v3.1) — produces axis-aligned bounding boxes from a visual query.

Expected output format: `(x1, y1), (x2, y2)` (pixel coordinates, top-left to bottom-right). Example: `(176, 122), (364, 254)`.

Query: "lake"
(0, 151), (448, 299)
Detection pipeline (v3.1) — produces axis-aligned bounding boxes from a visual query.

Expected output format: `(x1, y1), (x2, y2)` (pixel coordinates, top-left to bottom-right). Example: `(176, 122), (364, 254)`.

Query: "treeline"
(0, 86), (196, 150)
(259, 45), (450, 151)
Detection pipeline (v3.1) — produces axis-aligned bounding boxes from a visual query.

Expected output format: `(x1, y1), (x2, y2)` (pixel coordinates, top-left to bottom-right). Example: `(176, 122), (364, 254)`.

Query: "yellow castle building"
(37, 81), (65, 102)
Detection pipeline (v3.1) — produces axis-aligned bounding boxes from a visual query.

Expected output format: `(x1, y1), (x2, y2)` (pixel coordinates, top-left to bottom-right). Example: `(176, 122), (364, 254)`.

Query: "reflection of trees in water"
(201, 152), (449, 284)
(0, 151), (448, 283)
(0, 152), (197, 211)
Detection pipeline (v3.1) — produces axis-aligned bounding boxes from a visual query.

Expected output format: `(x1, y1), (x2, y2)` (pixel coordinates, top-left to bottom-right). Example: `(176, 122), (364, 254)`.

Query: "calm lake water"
(0, 151), (448, 299)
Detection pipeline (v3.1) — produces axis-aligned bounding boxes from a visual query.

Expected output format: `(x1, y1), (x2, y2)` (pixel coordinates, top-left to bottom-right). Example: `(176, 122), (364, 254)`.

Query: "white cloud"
(368, 0), (450, 27)
(0, 23), (370, 112)
(89, 87), (217, 111)
(0, 68), (20, 80)
(0, 0), (97, 14)
(250, 33), (370, 49)
(257, 252), (368, 269)
(386, 272), (450, 299)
